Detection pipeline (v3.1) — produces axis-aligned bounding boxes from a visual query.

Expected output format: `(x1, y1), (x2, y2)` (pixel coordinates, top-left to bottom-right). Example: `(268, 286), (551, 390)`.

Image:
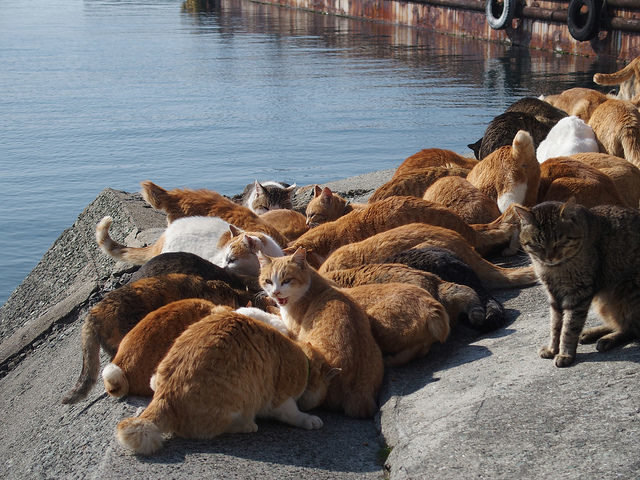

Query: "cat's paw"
(538, 346), (557, 359)
(301, 414), (323, 430)
(554, 354), (575, 368)
(595, 337), (615, 352)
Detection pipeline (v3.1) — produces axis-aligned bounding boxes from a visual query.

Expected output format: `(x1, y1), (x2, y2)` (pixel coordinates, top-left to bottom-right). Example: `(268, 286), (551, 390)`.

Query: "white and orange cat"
(593, 57), (640, 101)
(116, 306), (338, 455)
(217, 224), (284, 276)
(305, 185), (365, 227)
(258, 248), (383, 418)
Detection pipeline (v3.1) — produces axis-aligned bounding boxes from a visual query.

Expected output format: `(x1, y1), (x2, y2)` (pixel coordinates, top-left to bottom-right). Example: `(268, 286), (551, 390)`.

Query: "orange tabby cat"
(102, 298), (218, 398)
(259, 208), (308, 241)
(391, 148), (479, 178)
(61, 274), (245, 404)
(367, 166), (470, 203)
(541, 87), (608, 122)
(571, 152), (640, 208)
(343, 283), (450, 367)
(537, 157), (629, 207)
(466, 130), (540, 213)
(593, 57), (640, 100)
(318, 223), (537, 289)
(116, 306), (337, 455)
(141, 180), (289, 246)
(258, 248), (383, 418)
(288, 196), (516, 265)
(587, 99), (640, 168)
(423, 175), (501, 224)
(305, 185), (366, 227)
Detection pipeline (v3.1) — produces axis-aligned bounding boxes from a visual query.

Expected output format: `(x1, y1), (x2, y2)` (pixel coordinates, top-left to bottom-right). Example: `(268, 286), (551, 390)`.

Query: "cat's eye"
(264, 279), (272, 285)
(282, 278), (292, 284)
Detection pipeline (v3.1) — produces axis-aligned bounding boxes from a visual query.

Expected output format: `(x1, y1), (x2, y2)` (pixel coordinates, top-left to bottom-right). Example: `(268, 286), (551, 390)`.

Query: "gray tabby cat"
(514, 198), (640, 367)
(241, 180), (296, 214)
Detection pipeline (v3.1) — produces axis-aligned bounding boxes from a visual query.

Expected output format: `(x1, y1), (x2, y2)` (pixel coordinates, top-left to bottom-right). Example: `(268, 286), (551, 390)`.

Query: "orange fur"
(593, 57), (640, 100)
(587, 99), (640, 169)
(259, 209), (308, 241)
(305, 186), (366, 227)
(368, 166), (469, 203)
(392, 148), (479, 178)
(542, 87), (608, 122)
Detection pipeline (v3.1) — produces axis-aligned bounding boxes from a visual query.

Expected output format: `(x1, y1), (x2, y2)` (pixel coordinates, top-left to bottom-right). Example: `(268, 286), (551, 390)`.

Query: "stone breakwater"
(1, 172), (639, 479)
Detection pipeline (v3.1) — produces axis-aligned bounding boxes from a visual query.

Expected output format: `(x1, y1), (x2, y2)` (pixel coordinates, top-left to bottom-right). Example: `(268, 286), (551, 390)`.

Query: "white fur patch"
(161, 216), (230, 262)
(236, 307), (289, 335)
(536, 116), (599, 163)
(497, 182), (528, 213)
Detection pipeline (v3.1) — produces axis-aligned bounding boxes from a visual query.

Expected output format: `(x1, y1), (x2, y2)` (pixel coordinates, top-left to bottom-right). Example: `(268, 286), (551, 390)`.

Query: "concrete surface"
(1, 173), (639, 479)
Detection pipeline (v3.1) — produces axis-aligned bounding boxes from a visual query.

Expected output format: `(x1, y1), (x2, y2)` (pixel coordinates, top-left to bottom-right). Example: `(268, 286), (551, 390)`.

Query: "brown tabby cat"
(587, 99), (640, 168)
(343, 283), (450, 367)
(116, 306), (337, 455)
(102, 298), (218, 398)
(140, 180), (289, 246)
(318, 223), (537, 289)
(288, 196), (516, 265)
(258, 248), (383, 418)
(571, 152), (640, 208)
(537, 157), (629, 207)
(61, 274), (245, 404)
(241, 180), (296, 214)
(367, 166), (470, 203)
(514, 199), (640, 367)
(541, 87), (608, 122)
(259, 208), (308, 241)
(305, 185), (366, 227)
(466, 130), (541, 213)
(423, 175), (501, 224)
(593, 57), (640, 101)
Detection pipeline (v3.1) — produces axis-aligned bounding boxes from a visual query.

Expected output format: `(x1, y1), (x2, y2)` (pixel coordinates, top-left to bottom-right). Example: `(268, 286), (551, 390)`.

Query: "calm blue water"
(0, 0), (619, 305)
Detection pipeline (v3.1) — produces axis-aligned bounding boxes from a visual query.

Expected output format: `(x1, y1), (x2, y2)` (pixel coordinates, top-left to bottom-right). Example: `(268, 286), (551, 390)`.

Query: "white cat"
(216, 225), (284, 277)
(536, 116), (599, 163)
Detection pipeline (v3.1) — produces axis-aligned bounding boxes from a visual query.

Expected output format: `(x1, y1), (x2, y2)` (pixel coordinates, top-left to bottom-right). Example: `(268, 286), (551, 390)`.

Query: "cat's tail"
(471, 205), (522, 257)
(472, 260), (538, 290)
(426, 301), (450, 344)
(619, 128), (640, 170)
(116, 398), (173, 455)
(61, 315), (102, 404)
(140, 180), (174, 212)
(593, 58), (640, 86)
(95, 216), (164, 265)
(102, 363), (129, 398)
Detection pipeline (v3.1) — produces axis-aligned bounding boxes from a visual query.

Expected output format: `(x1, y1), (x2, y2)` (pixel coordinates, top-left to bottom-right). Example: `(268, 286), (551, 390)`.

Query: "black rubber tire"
(486, 0), (516, 30)
(567, 0), (600, 42)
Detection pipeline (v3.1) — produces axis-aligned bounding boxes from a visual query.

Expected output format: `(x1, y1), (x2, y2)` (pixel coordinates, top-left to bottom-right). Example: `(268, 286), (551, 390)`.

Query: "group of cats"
(60, 58), (640, 457)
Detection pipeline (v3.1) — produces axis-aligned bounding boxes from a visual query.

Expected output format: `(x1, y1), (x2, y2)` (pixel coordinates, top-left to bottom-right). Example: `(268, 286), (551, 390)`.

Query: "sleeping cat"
(116, 306), (337, 455)
(305, 185), (365, 227)
(140, 180), (289, 246)
(422, 175), (501, 224)
(259, 208), (308, 241)
(217, 224), (284, 277)
(536, 116), (599, 163)
(593, 57), (640, 100)
(258, 248), (383, 418)
(61, 274), (246, 404)
(240, 180), (297, 214)
(514, 199), (640, 367)
(587, 98), (640, 168)
(390, 148), (479, 178)
(318, 223), (537, 289)
(541, 87), (608, 122)
(466, 130), (541, 213)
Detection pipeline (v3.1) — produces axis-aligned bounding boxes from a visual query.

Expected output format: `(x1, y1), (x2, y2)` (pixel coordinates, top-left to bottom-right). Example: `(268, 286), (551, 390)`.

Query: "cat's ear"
(559, 197), (579, 222)
(313, 185), (322, 198)
(257, 251), (272, 268)
(246, 300), (253, 308)
(512, 204), (536, 227)
(229, 224), (242, 237)
(282, 245), (296, 255)
(285, 183), (297, 192)
(320, 187), (333, 204)
(244, 235), (261, 253)
(291, 247), (307, 266)
(254, 180), (265, 194)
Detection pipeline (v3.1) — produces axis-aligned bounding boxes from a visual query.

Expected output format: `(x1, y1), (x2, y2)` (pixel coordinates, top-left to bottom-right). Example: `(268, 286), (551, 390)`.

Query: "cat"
(258, 248), (384, 418)
(102, 298), (218, 398)
(343, 283), (451, 367)
(466, 130), (541, 213)
(288, 195), (517, 265)
(318, 222), (538, 289)
(587, 98), (640, 168)
(259, 208), (308, 241)
(571, 152), (640, 208)
(514, 198), (640, 367)
(216, 224), (284, 277)
(385, 247), (506, 332)
(61, 273), (246, 404)
(506, 96), (569, 128)
(593, 57), (640, 101)
(140, 180), (289, 246)
(305, 185), (366, 227)
(541, 87), (609, 122)
(537, 157), (629, 207)
(241, 180), (296, 215)
(322, 263), (487, 331)
(422, 175), (501, 224)
(116, 306), (338, 455)
(385, 148), (478, 180)
(536, 116), (599, 163)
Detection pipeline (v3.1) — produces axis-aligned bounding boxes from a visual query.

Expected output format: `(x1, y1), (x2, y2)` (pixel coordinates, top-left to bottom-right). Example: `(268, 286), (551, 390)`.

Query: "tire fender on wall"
(486, 0), (516, 30)
(567, 0), (601, 42)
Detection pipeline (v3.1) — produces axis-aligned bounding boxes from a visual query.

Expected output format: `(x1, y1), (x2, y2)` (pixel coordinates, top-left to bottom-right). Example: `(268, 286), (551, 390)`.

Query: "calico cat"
(422, 175), (501, 224)
(258, 248), (383, 418)
(102, 298), (218, 398)
(217, 224), (284, 277)
(466, 130), (541, 213)
(541, 87), (608, 122)
(322, 263), (487, 330)
(305, 185), (365, 227)
(318, 222), (537, 289)
(514, 199), (640, 367)
(368, 166), (470, 204)
(288, 195), (516, 265)
(259, 208), (308, 241)
(537, 157), (629, 207)
(116, 306), (337, 455)
(536, 116), (599, 163)
(593, 57), (640, 101)
(61, 273), (246, 404)
(571, 152), (640, 208)
(343, 283), (450, 367)
(241, 180), (296, 215)
(587, 99), (640, 168)
(140, 180), (289, 246)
